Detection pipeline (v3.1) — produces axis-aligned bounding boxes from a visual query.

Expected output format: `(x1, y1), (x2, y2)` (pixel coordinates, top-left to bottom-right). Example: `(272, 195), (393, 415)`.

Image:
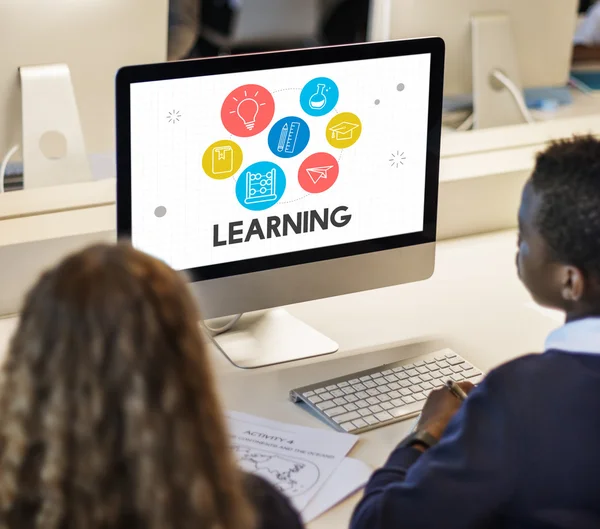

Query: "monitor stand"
(471, 13), (529, 129)
(208, 308), (339, 369)
(20, 63), (93, 189)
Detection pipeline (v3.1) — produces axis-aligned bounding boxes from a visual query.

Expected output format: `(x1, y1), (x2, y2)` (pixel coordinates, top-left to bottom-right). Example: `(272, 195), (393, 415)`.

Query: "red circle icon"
(221, 84), (275, 137)
(298, 152), (339, 194)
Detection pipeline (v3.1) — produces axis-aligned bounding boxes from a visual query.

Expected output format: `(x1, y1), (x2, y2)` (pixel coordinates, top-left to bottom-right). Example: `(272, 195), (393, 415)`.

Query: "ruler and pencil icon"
(277, 121), (301, 154)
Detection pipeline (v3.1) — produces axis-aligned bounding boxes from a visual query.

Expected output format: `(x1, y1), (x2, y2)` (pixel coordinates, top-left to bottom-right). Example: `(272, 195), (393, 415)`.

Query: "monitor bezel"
(116, 38), (444, 281)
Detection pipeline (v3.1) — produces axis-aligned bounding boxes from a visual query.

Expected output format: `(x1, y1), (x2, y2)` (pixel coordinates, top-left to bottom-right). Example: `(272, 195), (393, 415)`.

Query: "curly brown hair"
(0, 244), (255, 529)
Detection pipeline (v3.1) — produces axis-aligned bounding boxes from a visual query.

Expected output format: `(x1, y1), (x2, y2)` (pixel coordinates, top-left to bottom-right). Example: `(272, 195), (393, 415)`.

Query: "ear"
(561, 266), (586, 302)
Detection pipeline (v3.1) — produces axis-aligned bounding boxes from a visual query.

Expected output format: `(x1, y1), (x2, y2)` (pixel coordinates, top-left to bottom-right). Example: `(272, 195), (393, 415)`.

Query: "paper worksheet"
(226, 411), (358, 512)
(302, 457), (371, 524)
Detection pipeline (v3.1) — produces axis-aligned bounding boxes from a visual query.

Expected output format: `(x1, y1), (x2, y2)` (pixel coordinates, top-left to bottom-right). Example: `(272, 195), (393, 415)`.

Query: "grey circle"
(154, 206), (167, 218)
(397, 83), (405, 92)
(374, 99), (380, 105)
(39, 130), (67, 160)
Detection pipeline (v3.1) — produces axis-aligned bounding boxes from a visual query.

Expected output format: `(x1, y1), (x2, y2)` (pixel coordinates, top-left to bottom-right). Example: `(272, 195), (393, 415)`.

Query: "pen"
(445, 379), (468, 401)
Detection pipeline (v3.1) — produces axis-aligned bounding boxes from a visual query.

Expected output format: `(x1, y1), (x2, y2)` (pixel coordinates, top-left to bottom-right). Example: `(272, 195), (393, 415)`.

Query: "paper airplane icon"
(305, 165), (334, 184)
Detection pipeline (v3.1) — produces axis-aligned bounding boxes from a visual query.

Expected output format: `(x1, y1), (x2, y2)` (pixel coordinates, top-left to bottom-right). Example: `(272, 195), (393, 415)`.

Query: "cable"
(491, 70), (535, 125)
(201, 313), (243, 337)
(456, 113), (474, 131)
(1, 144), (19, 193)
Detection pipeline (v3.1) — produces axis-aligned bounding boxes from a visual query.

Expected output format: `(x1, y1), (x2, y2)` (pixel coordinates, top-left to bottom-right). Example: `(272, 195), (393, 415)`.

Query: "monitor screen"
(128, 52), (432, 272)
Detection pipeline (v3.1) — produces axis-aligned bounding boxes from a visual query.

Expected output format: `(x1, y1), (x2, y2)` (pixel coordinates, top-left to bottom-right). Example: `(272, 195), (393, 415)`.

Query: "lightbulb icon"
(221, 84), (275, 138)
(236, 97), (260, 130)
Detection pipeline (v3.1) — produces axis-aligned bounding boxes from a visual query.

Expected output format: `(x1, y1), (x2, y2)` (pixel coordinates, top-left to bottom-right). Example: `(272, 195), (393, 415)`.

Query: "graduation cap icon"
(305, 165), (334, 184)
(329, 121), (359, 141)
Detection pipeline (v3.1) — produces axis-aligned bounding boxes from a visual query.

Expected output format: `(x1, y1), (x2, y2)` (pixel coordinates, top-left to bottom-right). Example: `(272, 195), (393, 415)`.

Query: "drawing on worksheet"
(232, 445), (320, 497)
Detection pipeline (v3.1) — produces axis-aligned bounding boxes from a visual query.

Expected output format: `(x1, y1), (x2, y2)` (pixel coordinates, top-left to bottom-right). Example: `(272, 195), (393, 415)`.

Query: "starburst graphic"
(389, 150), (406, 168)
(167, 110), (181, 124)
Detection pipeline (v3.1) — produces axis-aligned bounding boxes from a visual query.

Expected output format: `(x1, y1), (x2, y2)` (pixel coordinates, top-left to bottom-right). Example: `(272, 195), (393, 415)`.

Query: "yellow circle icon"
(326, 112), (362, 149)
(202, 140), (243, 180)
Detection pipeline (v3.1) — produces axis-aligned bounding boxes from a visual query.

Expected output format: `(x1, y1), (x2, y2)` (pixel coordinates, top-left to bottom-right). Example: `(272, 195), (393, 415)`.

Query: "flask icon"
(308, 84), (327, 110)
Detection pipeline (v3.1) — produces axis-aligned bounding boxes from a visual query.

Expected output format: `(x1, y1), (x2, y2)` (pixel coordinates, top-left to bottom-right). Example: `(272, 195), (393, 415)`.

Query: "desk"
(0, 229), (561, 528)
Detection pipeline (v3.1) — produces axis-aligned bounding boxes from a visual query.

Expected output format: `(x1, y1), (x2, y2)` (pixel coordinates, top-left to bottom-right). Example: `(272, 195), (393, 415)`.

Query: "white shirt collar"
(545, 318), (600, 355)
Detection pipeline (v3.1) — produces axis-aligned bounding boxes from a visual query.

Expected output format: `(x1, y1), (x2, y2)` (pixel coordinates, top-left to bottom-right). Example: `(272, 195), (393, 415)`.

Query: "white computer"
(369, 0), (579, 128)
(0, 0), (168, 190)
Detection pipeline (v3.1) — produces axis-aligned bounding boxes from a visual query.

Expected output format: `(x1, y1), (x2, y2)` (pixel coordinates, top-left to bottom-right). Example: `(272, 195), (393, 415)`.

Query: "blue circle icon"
(300, 77), (339, 117)
(236, 161), (286, 211)
(268, 117), (310, 158)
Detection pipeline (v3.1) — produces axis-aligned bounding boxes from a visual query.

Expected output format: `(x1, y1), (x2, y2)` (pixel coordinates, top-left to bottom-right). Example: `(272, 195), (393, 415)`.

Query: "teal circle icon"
(300, 77), (339, 117)
(235, 161), (286, 211)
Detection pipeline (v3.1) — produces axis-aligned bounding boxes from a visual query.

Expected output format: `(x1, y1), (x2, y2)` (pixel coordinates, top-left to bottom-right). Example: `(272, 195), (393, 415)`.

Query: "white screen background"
(130, 53), (431, 270)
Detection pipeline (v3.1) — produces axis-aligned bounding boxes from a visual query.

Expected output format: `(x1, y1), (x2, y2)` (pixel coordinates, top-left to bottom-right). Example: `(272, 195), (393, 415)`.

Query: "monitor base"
(209, 308), (339, 369)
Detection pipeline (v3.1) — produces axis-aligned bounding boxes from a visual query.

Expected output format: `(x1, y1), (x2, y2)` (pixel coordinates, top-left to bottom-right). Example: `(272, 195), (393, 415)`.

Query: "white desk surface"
(0, 229), (561, 528)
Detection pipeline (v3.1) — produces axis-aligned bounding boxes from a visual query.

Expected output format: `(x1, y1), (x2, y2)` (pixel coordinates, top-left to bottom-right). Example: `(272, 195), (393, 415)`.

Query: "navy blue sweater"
(351, 350), (600, 529)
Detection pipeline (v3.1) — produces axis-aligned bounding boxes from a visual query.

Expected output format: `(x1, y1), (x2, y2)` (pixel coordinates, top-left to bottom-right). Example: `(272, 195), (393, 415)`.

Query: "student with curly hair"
(351, 135), (600, 529)
(0, 244), (303, 529)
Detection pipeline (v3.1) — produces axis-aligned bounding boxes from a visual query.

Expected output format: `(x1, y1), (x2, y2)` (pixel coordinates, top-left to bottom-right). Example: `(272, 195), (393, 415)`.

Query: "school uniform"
(350, 318), (600, 529)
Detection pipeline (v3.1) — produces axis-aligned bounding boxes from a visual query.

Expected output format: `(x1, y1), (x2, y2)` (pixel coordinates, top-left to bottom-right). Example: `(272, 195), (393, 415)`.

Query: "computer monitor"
(0, 0), (168, 189)
(116, 39), (444, 368)
(369, 0), (579, 128)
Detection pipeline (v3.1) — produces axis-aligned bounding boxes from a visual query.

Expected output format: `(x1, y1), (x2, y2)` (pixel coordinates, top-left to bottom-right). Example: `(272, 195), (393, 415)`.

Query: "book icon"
(212, 146), (234, 175)
(245, 168), (277, 204)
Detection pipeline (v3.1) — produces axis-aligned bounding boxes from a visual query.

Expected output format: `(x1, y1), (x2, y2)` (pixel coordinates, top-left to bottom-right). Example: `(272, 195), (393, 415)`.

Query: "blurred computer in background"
(369, 0), (579, 128)
(0, 1), (168, 190)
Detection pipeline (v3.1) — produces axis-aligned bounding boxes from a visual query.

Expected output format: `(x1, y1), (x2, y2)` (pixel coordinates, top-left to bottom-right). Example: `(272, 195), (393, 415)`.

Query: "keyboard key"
(401, 380), (412, 388)
(451, 365), (463, 373)
(462, 368), (480, 378)
(349, 379), (360, 385)
(445, 353), (457, 359)
(305, 390), (316, 397)
(356, 391), (369, 399)
(434, 354), (446, 361)
(390, 401), (424, 418)
(419, 373), (432, 382)
(321, 392), (333, 400)
(391, 398), (404, 407)
(352, 418), (368, 429)
(308, 395), (323, 404)
(409, 377), (422, 385)
(346, 394), (358, 403)
(388, 382), (400, 391)
(448, 357), (465, 366)
(397, 372), (409, 381)
(331, 389), (345, 398)
(392, 367), (404, 373)
(366, 388), (380, 397)
(416, 366), (429, 374)
(375, 411), (393, 422)
(406, 369), (419, 377)
(364, 381), (376, 389)
(372, 377), (385, 386)
(338, 381), (349, 388)
(315, 388), (326, 394)
(325, 406), (346, 417)
(369, 404), (384, 414)
(354, 383), (366, 391)
(420, 381), (433, 390)
(357, 400), (370, 409)
(342, 387), (356, 395)
(326, 385), (338, 391)
(441, 368), (453, 376)
(334, 411), (361, 424)
(389, 390), (401, 399)
(413, 392), (427, 401)
(333, 397), (347, 406)
(381, 401), (394, 410)
(377, 394), (391, 403)
(382, 370), (393, 376)
(379, 384), (391, 393)
(385, 375), (398, 383)
(429, 369), (442, 378)
(402, 395), (416, 404)
(400, 388), (412, 396)
(340, 421), (357, 432)
(345, 403), (358, 412)
(364, 415), (379, 425)
(358, 408), (371, 417)
(437, 360), (449, 368)
(424, 358), (437, 364)
(317, 401), (336, 411)
(359, 375), (372, 382)
(366, 397), (380, 406)
(414, 361), (425, 367)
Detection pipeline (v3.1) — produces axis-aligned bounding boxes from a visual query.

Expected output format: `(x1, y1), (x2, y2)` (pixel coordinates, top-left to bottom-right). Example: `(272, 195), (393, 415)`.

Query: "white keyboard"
(290, 349), (483, 434)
